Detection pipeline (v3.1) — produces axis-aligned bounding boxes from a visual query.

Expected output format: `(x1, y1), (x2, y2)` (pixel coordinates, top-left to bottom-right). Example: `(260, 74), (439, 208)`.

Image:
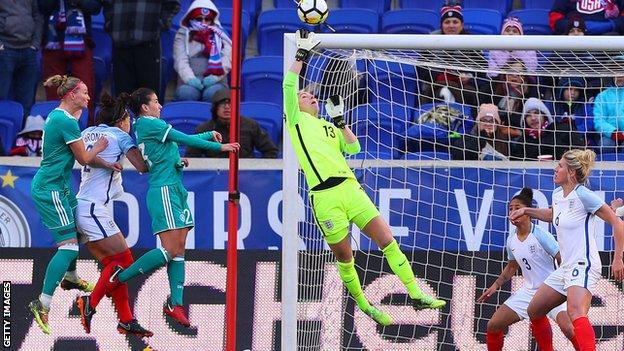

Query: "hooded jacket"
(552, 77), (594, 134)
(173, 0), (232, 86)
(511, 98), (585, 160)
(593, 83), (624, 138)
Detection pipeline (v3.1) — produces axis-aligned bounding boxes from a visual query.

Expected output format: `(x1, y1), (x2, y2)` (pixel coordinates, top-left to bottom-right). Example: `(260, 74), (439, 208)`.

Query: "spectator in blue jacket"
(552, 77), (596, 145)
(550, 0), (624, 35)
(593, 71), (624, 152)
(0, 0), (43, 117)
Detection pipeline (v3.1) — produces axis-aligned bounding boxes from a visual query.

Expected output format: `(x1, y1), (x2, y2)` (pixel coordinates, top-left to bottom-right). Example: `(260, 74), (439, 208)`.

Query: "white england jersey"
(552, 185), (603, 279)
(506, 224), (559, 291)
(76, 125), (136, 204)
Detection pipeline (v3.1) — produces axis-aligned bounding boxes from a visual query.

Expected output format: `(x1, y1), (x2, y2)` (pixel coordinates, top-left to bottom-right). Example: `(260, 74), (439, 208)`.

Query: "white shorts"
(76, 199), (120, 242)
(544, 264), (601, 295)
(503, 287), (566, 321)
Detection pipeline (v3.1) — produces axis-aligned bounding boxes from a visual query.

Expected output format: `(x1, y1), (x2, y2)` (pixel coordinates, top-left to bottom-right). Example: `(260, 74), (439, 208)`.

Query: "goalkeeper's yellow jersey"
(283, 71), (360, 189)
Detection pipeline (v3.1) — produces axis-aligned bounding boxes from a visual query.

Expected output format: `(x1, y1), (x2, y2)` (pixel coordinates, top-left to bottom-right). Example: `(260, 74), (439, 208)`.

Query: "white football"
(297, 0), (329, 25)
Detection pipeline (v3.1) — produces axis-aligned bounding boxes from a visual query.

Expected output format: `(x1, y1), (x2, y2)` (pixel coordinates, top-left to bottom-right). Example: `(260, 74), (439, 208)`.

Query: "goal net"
(280, 34), (624, 351)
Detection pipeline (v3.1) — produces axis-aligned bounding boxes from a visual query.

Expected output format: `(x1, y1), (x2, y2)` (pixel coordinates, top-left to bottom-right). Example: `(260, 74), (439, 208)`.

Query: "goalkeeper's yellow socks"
(336, 259), (370, 311)
(167, 256), (185, 306)
(382, 239), (423, 299)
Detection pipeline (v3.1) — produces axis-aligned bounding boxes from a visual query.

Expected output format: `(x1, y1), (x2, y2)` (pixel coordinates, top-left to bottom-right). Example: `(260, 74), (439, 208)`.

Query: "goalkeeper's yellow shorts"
(309, 178), (380, 245)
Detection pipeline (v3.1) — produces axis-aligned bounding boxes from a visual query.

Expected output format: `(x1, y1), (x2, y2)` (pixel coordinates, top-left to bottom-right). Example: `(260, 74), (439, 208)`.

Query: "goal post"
(281, 33), (624, 350)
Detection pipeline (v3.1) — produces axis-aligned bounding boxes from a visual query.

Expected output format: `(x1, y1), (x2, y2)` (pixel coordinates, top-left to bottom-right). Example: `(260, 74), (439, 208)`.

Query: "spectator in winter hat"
(173, 0), (232, 102)
(549, 0), (624, 35)
(450, 104), (511, 160)
(186, 88), (279, 158)
(432, 3), (468, 35)
(566, 14), (587, 35)
(488, 17), (537, 78)
(10, 115), (44, 156)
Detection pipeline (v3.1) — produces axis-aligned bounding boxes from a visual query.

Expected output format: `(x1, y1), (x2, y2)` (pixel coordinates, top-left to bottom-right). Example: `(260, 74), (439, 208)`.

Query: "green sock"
(42, 247), (79, 296)
(382, 239), (423, 299)
(336, 259), (370, 311)
(119, 248), (170, 283)
(167, 256), (185, 306)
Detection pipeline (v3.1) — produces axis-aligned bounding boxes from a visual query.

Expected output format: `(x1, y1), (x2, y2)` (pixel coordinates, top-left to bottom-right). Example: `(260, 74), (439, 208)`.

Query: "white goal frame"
(280, 33), (624, 350)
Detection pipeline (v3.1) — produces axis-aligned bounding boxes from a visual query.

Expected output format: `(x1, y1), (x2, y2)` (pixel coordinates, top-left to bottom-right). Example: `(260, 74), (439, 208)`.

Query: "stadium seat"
(508, 9), (552, 35)
(240, 102), (283, 145)
(399, 0), (446, 12)
(522, 0), (555, 10)
(359, 59), (419, 107)
(462, 0), (511, 16)
(382, 9), (439, 34)
(31, 101), (89, 130)
(91, 28), (112, 65)
(161, 101), (212, 154)
(0, 100), (22, 153)
(320, 8), (379, 34)
(406, 102), (473, 152)
(218, 9), (251, 51)
(212, 0), (259, 23)
(256, 9), (313, 56)
(597, 153), (623, 161)
(274, 0), (296, 9)
(241, 56), (283, 105)
(463, 9), (503, 34)
(339, 0), (391, 15)
(354, 117), (405, 159)
(0, 118), (15, 155)
(91, 10), (105, 29)
(93, 57), (109, 100)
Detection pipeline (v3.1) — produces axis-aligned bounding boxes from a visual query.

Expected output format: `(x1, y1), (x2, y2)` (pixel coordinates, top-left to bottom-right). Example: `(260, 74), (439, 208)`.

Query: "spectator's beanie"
(440, 5), (463, 23)
(502, 17), (524, 35)
(559, 76), (585, 89)
(476, 104), (501, 124)
(521, 97), (553, 128)
(566, 14), (586, 33)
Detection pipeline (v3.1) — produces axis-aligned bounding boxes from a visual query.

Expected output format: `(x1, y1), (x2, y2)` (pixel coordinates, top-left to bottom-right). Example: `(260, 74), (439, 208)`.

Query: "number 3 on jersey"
(522, 258), (531, 270)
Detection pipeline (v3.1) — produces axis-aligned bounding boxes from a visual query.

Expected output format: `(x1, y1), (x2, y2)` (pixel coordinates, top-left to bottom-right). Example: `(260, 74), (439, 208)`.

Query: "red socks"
(89, 250), (134, 311)
(486, 330), (504, 351)
(571, 334), (581, 351)
(530, 316), (554, 351)
(572, 316), (596, 351)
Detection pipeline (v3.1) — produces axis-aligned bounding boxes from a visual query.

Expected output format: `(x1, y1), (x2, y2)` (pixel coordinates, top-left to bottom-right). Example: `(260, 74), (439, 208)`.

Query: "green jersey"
(134, 116), (183, 187)
(32, 108), (82, 190)
(283, 71), (360, 189)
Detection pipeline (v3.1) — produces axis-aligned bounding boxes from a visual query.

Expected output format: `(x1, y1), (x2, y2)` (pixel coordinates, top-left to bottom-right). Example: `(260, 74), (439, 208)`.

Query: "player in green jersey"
(107, 87), (239, 327)
(284, 30), (446, 326)
(29, 75), (118, 334)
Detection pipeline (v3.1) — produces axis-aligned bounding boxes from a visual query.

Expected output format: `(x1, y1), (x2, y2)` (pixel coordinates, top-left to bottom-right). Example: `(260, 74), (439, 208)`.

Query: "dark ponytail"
(128, 87), (155, 116)
(511, 187), (533, 207)
(95, 91), (130, 127)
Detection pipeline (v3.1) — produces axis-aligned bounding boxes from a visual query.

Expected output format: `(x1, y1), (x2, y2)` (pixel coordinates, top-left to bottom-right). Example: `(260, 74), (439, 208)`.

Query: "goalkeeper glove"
(295, 29), (320, 62)
(325, 95), (346, 129)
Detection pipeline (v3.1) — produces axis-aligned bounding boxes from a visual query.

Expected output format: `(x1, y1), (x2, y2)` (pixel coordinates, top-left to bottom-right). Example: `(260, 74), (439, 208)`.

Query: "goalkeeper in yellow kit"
(284, 29), (446, 326)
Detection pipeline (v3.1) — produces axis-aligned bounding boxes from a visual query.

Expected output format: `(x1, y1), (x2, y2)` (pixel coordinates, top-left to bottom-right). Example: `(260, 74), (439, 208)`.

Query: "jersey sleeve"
(283, 71), (301, 128)
(60, 116), (82, 144)
(112, 128), (136, 154)
(506, 242), (515, 261)
(577, 186), (604, 214)
(533, 225), (560, 257)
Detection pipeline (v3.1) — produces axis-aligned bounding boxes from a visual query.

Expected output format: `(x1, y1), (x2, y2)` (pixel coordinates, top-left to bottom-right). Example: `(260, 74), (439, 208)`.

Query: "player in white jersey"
(74, 92), (153, 337)
(510, 149), (624, 351)
(478, 188), (575, 351)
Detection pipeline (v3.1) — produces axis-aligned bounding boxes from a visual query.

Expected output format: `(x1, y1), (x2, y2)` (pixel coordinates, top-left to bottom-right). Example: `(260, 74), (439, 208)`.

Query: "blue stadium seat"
(92, 28), (112, 65)
(161, 101), (212, 154)
(404, 151), (451, 160)
(463, 9), (503, 34)
(218, 9), (251, 51)
(339, 0), (391, 15)
(406, 102), (473, 151)
(91, 10), (104, 29)
(399, 0), (446, 11)
(31, 101), (89, 130)
(463, 0), (511, 15)
(353, 117), (405, 159)
(597, 153), (623, 161)
(320, 8), (379, 34)
(274, 0), (296, 8)
(212, 0), (259, 23)
(0, 118), (15, 154)
(240, 101), (283, 145)
(522, 0), (555, 10)
(257, 9), (313, 56)
(359, 59), (419, 107)
(508, 9), (552, 35)
(242, 56), (283, 105)
(0, 100), (23, 129)
(93, 57), (108, 101)
(382, 9), (438, 34)
(160, 29), (176, 99)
